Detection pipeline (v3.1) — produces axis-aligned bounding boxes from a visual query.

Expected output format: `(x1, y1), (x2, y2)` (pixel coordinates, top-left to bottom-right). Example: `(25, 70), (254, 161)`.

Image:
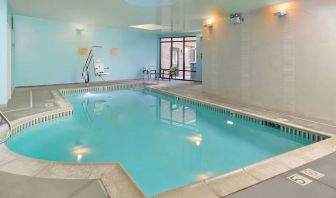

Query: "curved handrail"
(0, 111), (12, 144)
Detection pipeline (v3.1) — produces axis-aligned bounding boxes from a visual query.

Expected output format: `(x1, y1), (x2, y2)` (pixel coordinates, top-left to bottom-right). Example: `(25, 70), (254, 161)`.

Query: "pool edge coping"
(0, 81), (335, 198)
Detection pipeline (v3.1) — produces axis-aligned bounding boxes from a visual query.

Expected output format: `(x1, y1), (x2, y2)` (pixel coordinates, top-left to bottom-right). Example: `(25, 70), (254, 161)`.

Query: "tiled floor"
(0, 80), (336, 198)
(0, 171), (108, 198)
(228, 152), (336, 198)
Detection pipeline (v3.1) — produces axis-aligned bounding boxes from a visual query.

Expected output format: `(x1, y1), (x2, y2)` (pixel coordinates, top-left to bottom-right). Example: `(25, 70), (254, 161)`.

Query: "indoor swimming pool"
(6, 88), (314, 196)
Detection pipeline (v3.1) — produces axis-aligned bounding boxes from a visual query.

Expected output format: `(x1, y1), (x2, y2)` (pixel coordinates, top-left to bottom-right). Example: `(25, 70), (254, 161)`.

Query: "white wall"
(0, 0), (8, 105)
(7, 22), (11, 100)
(203, 0), (336, 124)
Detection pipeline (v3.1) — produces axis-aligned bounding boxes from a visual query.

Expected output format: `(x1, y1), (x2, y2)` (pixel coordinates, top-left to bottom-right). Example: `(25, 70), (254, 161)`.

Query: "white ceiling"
(9, 0), (290, 33)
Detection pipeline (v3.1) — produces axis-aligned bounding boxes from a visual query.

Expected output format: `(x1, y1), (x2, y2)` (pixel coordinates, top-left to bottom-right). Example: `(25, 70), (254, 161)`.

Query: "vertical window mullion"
(183, 37), (186, 81)
(170, 38), (173, 71)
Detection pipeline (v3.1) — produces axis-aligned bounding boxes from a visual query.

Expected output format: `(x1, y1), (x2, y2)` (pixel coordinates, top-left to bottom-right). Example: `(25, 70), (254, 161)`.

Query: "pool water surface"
(6, 89), (313, 196)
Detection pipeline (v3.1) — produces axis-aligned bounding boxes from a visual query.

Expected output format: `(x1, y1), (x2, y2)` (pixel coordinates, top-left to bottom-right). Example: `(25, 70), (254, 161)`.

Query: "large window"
(160, 36), (198, 81)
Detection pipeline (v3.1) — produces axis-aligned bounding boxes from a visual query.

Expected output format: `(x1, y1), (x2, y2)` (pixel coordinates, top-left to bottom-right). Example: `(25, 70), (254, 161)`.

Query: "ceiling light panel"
(129, 24), (171, 31)
(125, 0), (176, 7)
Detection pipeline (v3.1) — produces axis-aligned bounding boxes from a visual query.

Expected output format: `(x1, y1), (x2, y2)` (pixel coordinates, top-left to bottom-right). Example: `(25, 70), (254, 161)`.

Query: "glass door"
(184, 37), (197, 81)
(160, 36), (198, 81)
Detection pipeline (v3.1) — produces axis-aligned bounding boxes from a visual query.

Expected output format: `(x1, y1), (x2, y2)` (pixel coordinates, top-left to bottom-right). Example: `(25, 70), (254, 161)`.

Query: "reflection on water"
(94, 100), (108, 114)
(158, 98), (201, 146)
(185, 134), (202, 146)
(159, 98), (197, 129)
(72, 145), (92, 162)
(80, 93), (223, 149)
(83, 92), (201, 139)
(81, 97), (109, 121)
(227, 121), (234, 125)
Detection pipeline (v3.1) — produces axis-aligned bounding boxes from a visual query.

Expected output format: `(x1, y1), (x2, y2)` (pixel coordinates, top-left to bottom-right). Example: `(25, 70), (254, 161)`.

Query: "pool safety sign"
(288, 168), (325, 186)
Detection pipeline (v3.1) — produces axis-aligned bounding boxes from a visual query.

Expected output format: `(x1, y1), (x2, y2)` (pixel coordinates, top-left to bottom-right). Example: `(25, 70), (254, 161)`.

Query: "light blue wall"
(159, 32), (203, 81)
(0, 0), (8, 105)
(13, 15), (158, 87)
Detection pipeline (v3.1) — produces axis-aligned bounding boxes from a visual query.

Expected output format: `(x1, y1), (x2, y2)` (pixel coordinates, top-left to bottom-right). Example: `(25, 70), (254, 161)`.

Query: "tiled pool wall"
(4, 82), (331, 144)
(60, 83), (144, 95)
(4, 89), (74, 142)
(146, 87), (331, 143)
(9, 109), (74, 138)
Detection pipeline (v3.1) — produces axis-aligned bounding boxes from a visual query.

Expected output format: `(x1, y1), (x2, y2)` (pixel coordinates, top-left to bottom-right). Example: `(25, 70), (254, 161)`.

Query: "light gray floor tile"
(227, 169), (336, 198)
(0, 171), (108, 198)
(297, 153), (336, 189)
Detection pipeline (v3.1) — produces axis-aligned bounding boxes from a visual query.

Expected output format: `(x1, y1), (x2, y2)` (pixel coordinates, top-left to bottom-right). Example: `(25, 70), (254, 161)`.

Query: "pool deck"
(227, 152), (336, 198)
(1, 80), (336, 198)
(0, 171), (109, 198)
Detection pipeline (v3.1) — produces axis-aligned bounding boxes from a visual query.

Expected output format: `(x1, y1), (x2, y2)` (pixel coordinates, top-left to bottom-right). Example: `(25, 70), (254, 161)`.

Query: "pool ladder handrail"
(0, 110), (12, 144)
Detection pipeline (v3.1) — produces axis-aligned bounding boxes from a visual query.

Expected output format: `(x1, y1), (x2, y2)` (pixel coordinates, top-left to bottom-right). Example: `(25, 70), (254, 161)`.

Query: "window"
(160, 36), (198, 81)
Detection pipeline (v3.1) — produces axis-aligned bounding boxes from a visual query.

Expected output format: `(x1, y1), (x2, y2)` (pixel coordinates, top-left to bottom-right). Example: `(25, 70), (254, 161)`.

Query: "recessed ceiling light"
(130, 24), (170, 31)
(125, 0), (176, 7)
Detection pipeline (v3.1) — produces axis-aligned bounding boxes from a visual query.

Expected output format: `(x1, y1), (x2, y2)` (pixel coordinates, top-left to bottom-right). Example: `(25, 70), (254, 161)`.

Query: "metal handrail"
(82, 46), (103, 85)
(0, 111), (12, 144)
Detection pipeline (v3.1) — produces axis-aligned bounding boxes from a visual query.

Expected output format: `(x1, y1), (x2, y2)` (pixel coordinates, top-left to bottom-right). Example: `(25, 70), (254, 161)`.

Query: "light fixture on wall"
(75, 24), (86, 32)
(78, 48), (89, 56)
(203, 17), (214, 29)
(110, 48), (119, 57)
(202, 17), (214, 41)
(273, 10), (288, 17)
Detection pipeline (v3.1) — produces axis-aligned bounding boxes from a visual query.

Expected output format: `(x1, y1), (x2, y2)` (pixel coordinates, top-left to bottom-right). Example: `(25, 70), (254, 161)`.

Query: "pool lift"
(82, 46), (110, 86)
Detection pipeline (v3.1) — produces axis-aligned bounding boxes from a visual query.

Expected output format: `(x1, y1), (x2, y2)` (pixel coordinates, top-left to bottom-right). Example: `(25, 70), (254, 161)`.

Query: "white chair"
(94, 60), (110, 76)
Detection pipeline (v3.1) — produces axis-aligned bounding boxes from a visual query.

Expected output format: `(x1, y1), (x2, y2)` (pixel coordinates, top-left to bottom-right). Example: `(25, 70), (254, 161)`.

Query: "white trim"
(7, 23), (11, 101)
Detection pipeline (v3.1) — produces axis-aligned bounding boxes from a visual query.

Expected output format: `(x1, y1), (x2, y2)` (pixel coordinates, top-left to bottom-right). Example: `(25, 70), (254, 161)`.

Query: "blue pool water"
(7, 89), (313, 196)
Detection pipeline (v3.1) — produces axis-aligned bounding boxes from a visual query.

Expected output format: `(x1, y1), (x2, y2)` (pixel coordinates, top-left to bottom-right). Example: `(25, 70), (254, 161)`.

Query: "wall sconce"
(203, 18), (214, 29)
(273, 10), (287, 17)
(110, 48), (119, 57)
(78, 48), (89, 56)
(75, 24), (86, 32)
